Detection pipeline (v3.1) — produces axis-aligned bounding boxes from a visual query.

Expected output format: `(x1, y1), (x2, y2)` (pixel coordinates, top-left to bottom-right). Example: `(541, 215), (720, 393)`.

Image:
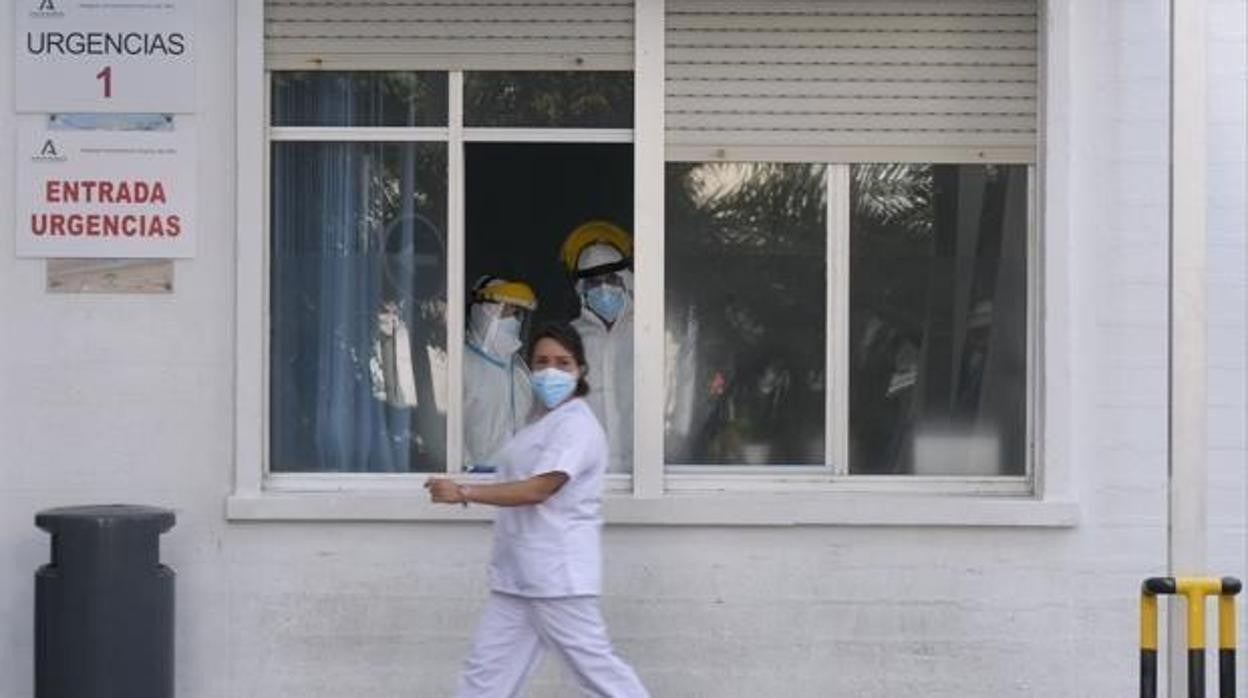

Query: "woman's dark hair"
(527, 322), (591, 397)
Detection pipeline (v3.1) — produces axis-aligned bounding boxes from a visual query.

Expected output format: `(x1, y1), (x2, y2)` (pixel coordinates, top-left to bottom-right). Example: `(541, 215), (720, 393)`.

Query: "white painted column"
(234, 0), (266, 496)
(632, 0), (665, 498)
(1168, 0), (1208, 694)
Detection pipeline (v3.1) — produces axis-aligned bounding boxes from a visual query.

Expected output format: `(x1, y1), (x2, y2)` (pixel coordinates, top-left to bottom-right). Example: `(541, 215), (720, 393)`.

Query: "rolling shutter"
(265, 1), (635, 71)
(666, 0), (1039, 162)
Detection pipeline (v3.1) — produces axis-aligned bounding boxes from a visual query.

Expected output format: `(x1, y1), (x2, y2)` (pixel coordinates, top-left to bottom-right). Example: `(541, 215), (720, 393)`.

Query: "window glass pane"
(270, 141), (448, 472)
(464, 71), (633, 128)
(463, 143), (634, 473)
(849, 164), (1028, 476)
(665, 162), (827, 466)
(272, 72), (448, 127)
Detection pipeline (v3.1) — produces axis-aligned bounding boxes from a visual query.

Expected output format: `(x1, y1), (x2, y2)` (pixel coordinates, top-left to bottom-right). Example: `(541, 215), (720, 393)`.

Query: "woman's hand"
(424, 477), (467, 505)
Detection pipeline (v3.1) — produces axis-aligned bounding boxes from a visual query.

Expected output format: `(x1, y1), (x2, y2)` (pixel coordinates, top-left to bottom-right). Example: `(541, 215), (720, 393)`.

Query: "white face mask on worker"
(530, 368), (577, 408)
(584, 284), (628, 323)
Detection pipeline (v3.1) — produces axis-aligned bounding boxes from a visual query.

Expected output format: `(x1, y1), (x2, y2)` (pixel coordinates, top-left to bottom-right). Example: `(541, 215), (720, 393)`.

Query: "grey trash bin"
(35, 504), (175, 698)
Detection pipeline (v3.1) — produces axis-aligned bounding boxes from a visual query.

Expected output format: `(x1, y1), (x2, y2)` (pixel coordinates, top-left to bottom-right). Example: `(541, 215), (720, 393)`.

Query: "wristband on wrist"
(457, 484), (470, 507)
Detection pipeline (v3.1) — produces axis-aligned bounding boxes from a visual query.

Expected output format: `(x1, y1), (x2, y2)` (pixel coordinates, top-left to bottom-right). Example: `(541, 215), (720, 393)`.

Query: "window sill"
(226, 491), (1078, 528)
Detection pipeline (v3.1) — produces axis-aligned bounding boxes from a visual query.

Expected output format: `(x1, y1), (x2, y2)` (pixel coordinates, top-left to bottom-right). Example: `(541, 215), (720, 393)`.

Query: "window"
(269, 73), (449, 473)
(271, 72), (448, 128)
(267, 70), (634, 476)
(236, 0), (1070, 523)
(665, 162), (828, 466)
(849, 164), (1029, 476)
(464, 72), (633, 128)
(660, 0), (1037, 480)
(665, 162), (1030, 476)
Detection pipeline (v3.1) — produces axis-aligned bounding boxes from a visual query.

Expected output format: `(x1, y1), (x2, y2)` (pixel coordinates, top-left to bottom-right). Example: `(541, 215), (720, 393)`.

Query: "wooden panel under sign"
(47, 259), (175, 294)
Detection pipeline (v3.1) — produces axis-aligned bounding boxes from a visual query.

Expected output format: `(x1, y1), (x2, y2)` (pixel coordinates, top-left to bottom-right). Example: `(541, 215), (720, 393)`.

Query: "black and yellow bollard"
(1140, 576), (1241, 698)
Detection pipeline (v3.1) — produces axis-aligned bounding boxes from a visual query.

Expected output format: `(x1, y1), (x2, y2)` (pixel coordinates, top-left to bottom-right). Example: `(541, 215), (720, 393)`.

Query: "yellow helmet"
(559, 220), (633, 273)
(472, 277), (538, 311)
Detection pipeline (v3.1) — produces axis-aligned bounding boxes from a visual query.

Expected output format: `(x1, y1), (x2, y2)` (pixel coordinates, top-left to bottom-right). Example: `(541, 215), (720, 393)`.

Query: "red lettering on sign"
(43, 180), (171, 204)
(97, 66), (112, 98)
(28, 211), (185, 241)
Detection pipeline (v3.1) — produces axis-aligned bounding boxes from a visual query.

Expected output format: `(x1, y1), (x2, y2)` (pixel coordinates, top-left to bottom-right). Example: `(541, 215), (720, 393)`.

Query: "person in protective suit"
(559, 221), (634, 474)
(464, 276), (538, 470)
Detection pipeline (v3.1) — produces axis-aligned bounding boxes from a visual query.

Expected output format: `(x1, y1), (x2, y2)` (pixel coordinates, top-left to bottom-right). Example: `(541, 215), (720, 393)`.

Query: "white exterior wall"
(1207, 0), (1247, 688)
(0, 1), (1242, 697)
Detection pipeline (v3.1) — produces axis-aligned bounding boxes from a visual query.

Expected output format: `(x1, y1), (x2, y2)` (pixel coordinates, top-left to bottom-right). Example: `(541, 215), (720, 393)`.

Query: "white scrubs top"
(488, 398), (606, 598)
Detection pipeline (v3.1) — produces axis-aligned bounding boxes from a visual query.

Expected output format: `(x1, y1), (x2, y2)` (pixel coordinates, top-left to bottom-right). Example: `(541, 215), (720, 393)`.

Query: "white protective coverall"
(462, 344), (532, 468)
(572, 309), (633, 474)
(463, 299), (533, 468)
(456, 397), (649, 698)
(570, 242), (634, 474)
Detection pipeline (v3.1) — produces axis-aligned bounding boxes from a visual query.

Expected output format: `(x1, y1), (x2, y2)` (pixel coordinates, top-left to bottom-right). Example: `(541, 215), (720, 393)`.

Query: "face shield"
(467, 277), (538, 360)
(468, 301), (531, 361)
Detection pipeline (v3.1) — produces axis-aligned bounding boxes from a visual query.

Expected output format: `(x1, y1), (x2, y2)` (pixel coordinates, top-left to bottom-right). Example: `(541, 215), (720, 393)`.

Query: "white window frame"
(263, 70), (636, 497)
(229, 0), (1077, 526)
(659, 161), (1037, 497)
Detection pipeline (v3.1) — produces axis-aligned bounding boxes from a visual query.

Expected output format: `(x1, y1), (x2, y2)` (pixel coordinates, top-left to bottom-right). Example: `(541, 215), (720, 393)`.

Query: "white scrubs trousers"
(456, 592), (649, 698)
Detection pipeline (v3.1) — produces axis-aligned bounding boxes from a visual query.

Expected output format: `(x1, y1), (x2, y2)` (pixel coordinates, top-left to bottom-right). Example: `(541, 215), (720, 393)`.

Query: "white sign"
(16, 114), (196, 259)
(16, 0), (195, 113)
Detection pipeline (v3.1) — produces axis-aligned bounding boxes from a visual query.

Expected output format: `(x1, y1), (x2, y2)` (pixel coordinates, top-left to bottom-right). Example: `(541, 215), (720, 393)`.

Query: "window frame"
(230, 0), (1076, 526)
(660, 161), (1037, 492)
(264, 69), (637, 496)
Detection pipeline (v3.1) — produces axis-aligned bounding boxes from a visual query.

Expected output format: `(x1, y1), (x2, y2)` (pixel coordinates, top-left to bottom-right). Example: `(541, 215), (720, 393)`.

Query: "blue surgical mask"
(531, 367), (577, 409)
(584, 284), (628, 324)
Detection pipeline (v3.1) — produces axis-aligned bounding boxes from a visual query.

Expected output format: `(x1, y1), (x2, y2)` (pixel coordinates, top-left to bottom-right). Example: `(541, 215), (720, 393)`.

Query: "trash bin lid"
(36, 504), (175, 535)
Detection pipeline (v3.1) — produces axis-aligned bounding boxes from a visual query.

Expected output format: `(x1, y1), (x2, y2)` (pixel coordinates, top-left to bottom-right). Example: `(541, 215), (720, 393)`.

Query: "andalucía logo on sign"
(33, 138), (68, 162)
(30, 0), (65, 18)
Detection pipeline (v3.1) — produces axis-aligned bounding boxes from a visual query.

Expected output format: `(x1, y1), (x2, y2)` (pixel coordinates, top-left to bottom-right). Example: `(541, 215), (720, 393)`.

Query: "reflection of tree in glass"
(270, 139), (449, 472)
(849, 164), (1026, 475)
(852, 163), (934, 240)
(666, 162), (826, 465)
(374, 146), (449, 354)
(850, 163), (937, 339)
(465, 72), (633, 128)
(369, 145), (449, 467)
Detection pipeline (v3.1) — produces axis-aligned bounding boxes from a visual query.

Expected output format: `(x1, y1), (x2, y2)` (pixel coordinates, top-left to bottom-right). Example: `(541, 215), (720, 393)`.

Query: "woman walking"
(426, 323), (650, 698)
